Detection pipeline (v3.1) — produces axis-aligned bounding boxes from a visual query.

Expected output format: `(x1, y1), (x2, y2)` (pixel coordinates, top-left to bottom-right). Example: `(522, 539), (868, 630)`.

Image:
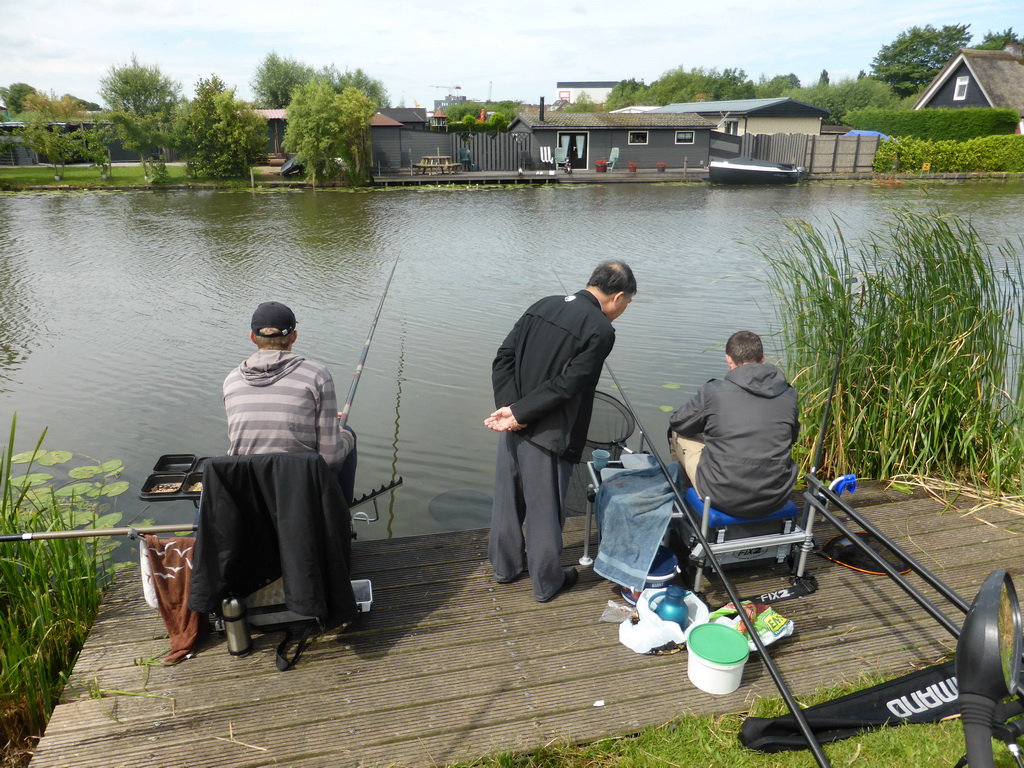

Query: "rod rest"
(682, 487), (799, 527)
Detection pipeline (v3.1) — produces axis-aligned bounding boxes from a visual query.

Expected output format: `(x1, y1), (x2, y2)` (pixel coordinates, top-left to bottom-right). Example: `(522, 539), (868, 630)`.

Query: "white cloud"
(3, 0), (1019, 108)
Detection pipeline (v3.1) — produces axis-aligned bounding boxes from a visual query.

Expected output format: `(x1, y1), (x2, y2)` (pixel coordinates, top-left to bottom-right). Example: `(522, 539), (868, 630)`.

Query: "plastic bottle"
(222, 596), (253, 656)
(652, 585), (690, 628)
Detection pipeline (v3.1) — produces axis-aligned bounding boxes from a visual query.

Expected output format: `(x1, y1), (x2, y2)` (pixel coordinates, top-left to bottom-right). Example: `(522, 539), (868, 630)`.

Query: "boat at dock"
(707, 157), (805, 185)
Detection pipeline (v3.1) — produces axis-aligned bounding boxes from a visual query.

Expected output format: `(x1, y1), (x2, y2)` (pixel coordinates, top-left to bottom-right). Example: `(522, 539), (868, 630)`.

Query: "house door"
(557, 132), (589, 169)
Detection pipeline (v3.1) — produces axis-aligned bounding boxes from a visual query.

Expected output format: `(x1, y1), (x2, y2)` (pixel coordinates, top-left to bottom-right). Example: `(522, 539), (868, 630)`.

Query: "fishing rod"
(550, 270), (829, 765)
(0, 523), (197, 543)
(0, 482), (401, 543)
(339, 254), (401, 429)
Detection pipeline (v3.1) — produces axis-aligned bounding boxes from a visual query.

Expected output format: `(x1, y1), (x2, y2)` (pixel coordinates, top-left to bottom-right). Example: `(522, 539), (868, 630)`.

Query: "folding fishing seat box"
(187, 452), (366, 668)
(676, 487), (815, 593)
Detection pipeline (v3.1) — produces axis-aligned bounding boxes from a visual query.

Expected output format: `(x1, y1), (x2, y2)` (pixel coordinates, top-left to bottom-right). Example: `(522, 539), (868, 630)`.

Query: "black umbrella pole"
(0, 523), (197, 543)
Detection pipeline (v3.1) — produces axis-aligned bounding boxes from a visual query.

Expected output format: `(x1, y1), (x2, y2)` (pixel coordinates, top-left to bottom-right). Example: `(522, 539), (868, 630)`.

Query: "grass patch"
(457, 674), (1011, 767)
(761, 209), (1024, 491)
(0, 164), (286, 190)
(1, 419), (123, 764)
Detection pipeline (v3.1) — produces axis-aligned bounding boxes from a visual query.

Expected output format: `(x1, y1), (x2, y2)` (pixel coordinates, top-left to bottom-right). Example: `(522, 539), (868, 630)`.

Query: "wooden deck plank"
(29, 488), (1024, 768)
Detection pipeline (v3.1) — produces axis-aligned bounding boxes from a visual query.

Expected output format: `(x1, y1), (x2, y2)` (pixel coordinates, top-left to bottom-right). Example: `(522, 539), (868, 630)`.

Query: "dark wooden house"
(508, 110), (715, 171)
(913, 45), (1024, 132)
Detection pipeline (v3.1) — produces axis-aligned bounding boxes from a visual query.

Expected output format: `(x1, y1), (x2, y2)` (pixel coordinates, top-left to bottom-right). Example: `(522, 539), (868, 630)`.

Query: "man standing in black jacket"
(668, 330), (799, 518)
(485, 261), (637, 602)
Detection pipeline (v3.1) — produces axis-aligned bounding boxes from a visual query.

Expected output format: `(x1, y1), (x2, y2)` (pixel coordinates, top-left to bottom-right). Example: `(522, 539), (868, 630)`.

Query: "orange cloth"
(144, 535), (207, 664)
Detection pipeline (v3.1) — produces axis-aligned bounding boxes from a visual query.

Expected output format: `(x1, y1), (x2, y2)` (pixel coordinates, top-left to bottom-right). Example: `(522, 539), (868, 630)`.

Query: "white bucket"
(686, 623), (750, 694)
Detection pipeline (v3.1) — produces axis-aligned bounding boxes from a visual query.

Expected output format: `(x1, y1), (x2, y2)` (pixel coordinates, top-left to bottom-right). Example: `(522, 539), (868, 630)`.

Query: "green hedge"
(874, 134), (1024, 173)
(847, 107), (1020, 141)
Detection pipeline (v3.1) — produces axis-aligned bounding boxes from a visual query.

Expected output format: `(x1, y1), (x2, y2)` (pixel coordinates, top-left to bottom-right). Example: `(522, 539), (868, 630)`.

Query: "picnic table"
(413, 155), (461, 175)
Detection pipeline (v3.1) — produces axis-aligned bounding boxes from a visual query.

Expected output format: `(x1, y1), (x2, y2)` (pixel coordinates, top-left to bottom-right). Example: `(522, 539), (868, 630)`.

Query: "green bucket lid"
(688, 623), (750, 665)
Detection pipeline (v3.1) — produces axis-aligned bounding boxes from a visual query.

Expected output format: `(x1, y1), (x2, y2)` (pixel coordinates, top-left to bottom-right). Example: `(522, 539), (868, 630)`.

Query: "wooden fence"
(737, 132), (882, 174)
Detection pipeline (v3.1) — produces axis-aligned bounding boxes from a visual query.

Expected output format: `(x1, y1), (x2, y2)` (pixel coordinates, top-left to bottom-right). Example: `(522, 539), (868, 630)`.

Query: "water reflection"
(1, 181), (1022, 549)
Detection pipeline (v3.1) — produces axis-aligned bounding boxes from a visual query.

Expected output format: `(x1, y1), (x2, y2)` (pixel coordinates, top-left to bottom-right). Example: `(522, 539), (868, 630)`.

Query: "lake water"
(2, 179), (1023, 547)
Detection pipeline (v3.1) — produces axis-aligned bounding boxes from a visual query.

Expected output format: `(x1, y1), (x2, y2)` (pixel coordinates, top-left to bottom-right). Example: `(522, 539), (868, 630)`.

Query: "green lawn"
(0, 164), (283, 189)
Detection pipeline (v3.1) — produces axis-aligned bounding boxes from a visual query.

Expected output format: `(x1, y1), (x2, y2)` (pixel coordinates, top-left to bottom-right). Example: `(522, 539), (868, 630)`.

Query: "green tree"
(17, 92), (86, 178)
(753, 73), (801, 98)
(975, 28), (1019, 50)
(560, 92), (599, 113)
(251, 52), (315, 108)
(174, 75), (267, 179)
(817, 69), (830, 86)
(871, 24), (972, 98)
(1, 83), (39, 117)
(647, 66), (755, 105)
(320, 66), (390, 109)
(605, 79), (651, 110)
(334, 87), (376, 184)
(72, 124), (114, 177)
(282, 79), (345, 185)
(793, 77), (902, 125)
(99, 54), (181, 175)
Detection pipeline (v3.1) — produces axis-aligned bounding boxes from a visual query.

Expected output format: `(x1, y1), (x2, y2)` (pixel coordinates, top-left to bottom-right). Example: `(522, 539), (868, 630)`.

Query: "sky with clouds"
(3, 0), (1019, 110)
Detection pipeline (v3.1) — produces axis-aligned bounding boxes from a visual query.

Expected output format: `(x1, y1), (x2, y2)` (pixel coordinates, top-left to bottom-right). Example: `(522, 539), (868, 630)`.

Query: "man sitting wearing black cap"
(223, 301), (357, 502)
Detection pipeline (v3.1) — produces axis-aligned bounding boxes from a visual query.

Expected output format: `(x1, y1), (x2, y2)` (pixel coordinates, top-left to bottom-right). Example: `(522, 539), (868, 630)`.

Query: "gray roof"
(915, 48), (1024, 115)
(651, 97), (829, 117)
(511, 111), (714, 130)
(555, 81), (619, 88)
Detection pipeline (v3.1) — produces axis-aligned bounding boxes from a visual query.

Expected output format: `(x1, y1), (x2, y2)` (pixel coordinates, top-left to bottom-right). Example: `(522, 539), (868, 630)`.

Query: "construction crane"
(430, 84), (461, 94)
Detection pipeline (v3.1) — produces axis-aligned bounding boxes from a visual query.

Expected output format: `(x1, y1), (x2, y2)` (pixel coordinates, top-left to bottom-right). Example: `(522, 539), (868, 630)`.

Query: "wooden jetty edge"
(29, 485), (1024, 768)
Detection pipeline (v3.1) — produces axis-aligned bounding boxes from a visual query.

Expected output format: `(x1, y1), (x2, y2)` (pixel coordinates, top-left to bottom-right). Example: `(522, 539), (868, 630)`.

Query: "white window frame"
(954, 76), (969, 100)
(628, 131), (649, 145)
(674, 130), (695, 144)
(721, 118), (739, 135)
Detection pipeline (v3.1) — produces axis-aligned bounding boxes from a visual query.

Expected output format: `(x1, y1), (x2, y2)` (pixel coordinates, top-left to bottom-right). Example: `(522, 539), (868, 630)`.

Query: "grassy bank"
(0, 164), (286, 190)
(0, 424), (124, 765)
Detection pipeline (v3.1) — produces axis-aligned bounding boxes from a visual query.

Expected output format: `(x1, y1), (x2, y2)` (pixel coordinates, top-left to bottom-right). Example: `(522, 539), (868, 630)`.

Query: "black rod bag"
(740, 661), (961, 752)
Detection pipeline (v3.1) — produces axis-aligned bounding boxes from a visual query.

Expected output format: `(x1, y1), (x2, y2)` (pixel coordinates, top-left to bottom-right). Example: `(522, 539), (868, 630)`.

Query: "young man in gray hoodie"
(668, 330), (799, 518)
(223, 301), (357, 502)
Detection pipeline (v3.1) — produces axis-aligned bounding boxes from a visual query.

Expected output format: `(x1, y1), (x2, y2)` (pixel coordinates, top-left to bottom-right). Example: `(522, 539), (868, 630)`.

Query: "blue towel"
(593, 463), (682, 592)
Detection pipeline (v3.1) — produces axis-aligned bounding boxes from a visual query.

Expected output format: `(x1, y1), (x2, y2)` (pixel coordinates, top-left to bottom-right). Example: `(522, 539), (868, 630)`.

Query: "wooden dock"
(28, 484), (1024, 768)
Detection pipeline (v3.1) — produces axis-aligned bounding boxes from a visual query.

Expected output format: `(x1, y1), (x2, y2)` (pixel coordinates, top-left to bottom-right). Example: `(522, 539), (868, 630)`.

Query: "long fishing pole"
(339, 254), (401, 429)
(0, 523), (197, 543)
(553, 270), (830, 766)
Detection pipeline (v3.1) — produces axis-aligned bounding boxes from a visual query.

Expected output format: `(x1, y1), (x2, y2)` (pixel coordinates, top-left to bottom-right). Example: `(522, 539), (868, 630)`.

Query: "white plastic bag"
(618, 588), (687, 654)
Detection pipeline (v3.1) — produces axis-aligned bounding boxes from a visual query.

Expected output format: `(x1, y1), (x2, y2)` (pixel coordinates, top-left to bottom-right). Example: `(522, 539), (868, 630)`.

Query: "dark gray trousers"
(488, 431), (573, 601)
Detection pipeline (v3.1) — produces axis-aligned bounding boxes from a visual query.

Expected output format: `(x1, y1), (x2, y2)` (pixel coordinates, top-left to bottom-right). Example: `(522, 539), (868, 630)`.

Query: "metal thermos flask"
(221, 596), (252, 656)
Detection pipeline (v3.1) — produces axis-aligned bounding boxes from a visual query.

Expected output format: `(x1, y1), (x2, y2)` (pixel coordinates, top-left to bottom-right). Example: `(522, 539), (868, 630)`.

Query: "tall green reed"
(1, 419), (122, 751)
(762, 209), (1024, 490)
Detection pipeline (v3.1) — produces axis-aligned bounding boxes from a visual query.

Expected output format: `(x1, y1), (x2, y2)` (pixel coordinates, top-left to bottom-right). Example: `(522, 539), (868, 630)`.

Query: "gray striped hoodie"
(223, 349), (354, 469)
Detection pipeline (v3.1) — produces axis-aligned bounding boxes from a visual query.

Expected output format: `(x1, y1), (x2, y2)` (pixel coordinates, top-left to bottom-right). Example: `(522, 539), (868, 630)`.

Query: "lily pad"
(99, 460), (123, 473)
(99, 481), (130, 497)
(92, 512), (123, 529)
(659, 405), (675, 413)
(662, 383), (682, 389)
(11, 473), (54, 488)
(10, 450), (43, 464)
(69, 466), (102, 479)
(54, 482), (95, 498)
(37, 450), (73, 466)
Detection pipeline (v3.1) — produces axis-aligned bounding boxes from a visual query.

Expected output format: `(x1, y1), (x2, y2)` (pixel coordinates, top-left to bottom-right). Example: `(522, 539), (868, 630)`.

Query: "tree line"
(0, 24), (1018, 183)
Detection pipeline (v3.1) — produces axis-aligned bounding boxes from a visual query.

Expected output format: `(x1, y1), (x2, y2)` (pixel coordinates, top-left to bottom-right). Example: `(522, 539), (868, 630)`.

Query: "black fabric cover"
(740, 661), (960, 752)
(187, 452), (357, 629)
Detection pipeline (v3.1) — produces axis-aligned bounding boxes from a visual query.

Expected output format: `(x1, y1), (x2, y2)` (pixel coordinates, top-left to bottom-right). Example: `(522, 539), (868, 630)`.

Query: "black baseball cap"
(250, 302), (296, 337)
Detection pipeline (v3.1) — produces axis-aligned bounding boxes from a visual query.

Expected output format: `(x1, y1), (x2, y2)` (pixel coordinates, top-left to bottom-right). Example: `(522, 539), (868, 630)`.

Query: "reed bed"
(762, 210), (1024, 493)
(1, 423), (114, 759)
